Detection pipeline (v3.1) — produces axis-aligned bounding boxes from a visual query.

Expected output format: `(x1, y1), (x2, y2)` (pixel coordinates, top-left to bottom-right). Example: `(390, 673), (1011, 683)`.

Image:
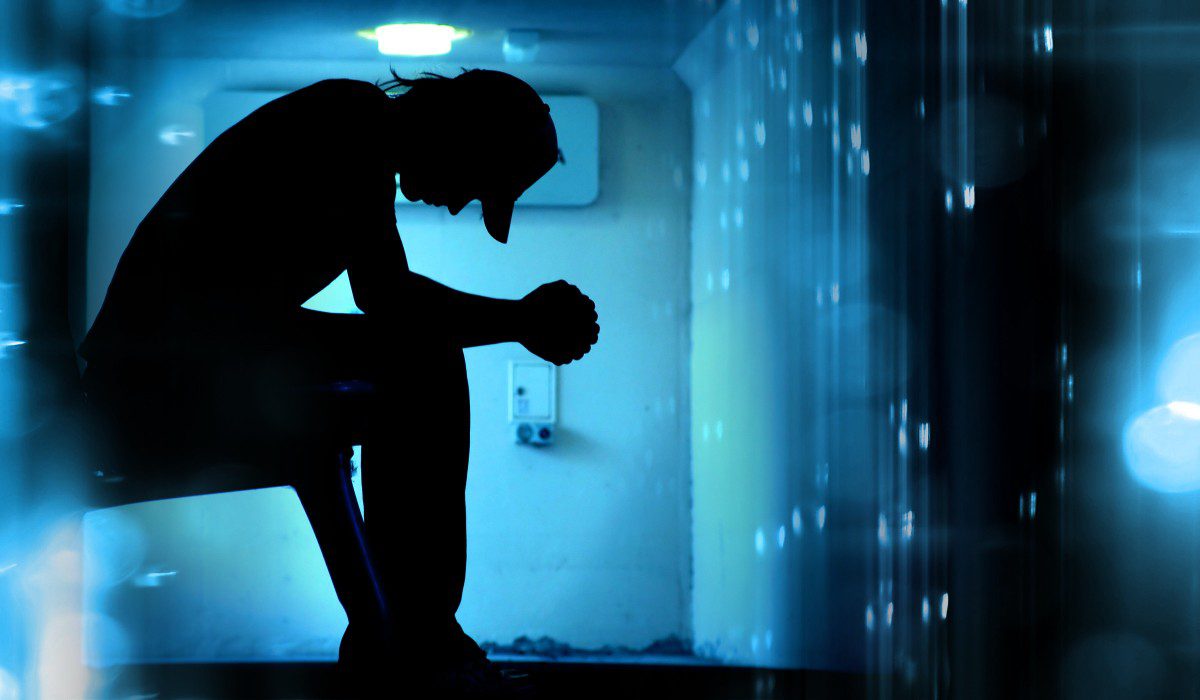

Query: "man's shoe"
(430, 655), (537, 698)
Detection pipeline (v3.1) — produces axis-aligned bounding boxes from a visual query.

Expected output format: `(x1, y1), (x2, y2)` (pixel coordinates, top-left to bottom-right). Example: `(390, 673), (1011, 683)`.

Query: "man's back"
(81, 79), (397, 366)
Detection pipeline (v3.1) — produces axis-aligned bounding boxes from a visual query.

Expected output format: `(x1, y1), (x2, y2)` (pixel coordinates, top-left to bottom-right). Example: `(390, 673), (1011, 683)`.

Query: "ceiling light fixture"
(360, 23), (468, 57)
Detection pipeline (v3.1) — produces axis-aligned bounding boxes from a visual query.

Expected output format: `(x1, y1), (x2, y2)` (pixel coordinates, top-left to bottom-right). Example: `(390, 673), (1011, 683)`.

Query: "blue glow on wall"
(1126, 331), (1200, 492)
(1156, 332), (1200, 404)
(1124, 403), (1200, 493)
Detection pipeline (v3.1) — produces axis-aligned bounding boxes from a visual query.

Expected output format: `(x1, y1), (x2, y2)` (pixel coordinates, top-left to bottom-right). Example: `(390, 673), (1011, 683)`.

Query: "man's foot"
(338, 626), (536, 698)
(430, 654), (536, 698)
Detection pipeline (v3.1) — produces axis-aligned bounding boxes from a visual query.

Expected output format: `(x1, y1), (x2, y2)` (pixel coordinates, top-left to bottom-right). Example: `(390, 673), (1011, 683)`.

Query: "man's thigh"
(276, 311), (465, 388)
(87, 313), (467, 458)
(246, 312), (468, 431)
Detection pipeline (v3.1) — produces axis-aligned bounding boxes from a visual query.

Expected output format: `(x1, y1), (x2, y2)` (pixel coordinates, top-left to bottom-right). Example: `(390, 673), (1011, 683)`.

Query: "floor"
(97, 660), (869, 699)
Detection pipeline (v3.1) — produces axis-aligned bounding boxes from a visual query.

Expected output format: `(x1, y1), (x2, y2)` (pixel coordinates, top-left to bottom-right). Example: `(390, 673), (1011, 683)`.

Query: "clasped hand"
(517, 280), (599, 366)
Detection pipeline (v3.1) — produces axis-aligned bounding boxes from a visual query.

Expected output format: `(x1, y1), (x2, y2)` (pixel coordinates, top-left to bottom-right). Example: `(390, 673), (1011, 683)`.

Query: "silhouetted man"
(80, 69), (599, 695)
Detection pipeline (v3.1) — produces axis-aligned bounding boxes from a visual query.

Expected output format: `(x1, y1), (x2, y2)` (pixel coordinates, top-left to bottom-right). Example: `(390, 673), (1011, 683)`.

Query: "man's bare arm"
(405, 272), (528, 349)
(346, 233), (596, 357)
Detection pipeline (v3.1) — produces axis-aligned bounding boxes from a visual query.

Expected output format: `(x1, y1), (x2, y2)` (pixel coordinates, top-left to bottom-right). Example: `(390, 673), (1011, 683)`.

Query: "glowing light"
(739, 158), (750, 181)
(776, 525), (786, 548)
(0, 199), (24, 216)
(901, 510), (914, 539)
(734, 207), (744, 228)
(721, 269), (730, 290)
(502, 30), (540, 63)
(159, 125), (195, 146)
(1125, 404), (1200, 492)
(940, 593), (949, 619)
(832, 37), (842, 65)
(366, 23), (467, 57)
(1170, 401), (1200, 420)
(963, 183), (976, 210)
(922, 596), (931, 623)
(754, 120), (766, 146)
(861, 150), (871, 175)
(0, 71), (82, 129)
(92, 86), (131, 106)
(919, 422), (931, 450)
(816, 462), (830, 491)
(715, 419), (724, 440)
(1042, 25), (1054, 53)
(945, 189), (954, 212)
(0, 77), (31, 100)
(755, 527), (765, 555)
(854, 31), (868, 63)
(865, 604), (875, 631)
(1158, 334), (1200, 404)
(886, 601), (894, 626)
(850, 123), (862, 149)
(816, 505), (826, 530)
(0, 334), (26, 358)
(792, 506), (802, 534)
(132, 569), (177, 588)
(877, 513), (889, 545)
(746, 22), (760, 49)
(802, 101), (814, 127)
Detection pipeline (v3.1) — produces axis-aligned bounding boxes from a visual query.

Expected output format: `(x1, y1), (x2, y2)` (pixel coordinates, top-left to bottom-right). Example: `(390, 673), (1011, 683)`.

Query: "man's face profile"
(394, 77), (557, 233)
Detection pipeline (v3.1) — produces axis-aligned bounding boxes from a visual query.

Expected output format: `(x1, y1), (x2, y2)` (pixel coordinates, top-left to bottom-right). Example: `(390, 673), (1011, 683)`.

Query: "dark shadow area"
(98, 662), (870, 700)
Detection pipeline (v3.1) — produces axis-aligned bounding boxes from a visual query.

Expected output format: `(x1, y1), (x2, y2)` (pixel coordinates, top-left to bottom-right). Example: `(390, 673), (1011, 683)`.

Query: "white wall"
(84, 57), (693, 660)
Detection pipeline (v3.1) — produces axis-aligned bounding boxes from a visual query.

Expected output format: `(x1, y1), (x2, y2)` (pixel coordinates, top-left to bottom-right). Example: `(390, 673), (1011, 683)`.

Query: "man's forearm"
(406, 272), (527, 349)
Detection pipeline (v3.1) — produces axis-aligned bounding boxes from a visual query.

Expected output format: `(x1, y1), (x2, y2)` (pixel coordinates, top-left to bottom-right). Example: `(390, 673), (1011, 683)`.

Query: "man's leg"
(362, 335), (473, 663)
(273, 311), (477, 664)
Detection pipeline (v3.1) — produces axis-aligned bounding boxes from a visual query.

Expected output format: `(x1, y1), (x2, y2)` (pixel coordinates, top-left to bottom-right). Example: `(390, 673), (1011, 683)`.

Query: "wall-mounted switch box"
(509, 361), (556, 423)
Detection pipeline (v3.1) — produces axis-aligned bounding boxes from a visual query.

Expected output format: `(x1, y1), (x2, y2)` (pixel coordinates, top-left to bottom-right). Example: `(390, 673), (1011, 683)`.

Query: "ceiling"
(92, 0), (720, 68)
